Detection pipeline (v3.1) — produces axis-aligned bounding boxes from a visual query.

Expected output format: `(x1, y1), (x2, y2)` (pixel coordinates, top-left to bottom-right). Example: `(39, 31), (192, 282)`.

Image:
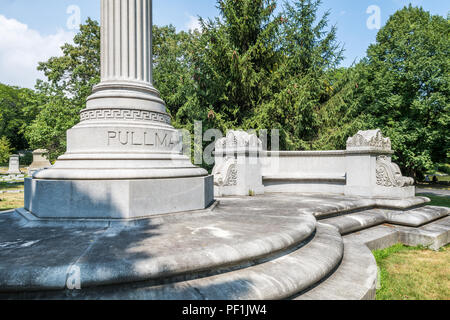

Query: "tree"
(0, 83), (40, 152)
(246, 0), (344, 150)
(179, 0), (343, 154)
(316, 6), (449, 178)
(181, 0), (282, 133)
(364, 6), (449, 177)
(153, 26), (195, 121)
(0, 136), (12, 164)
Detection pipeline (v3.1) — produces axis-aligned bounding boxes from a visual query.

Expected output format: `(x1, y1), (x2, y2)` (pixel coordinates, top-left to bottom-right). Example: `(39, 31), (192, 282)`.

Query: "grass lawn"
(0, 192), (24, 212)
(0, 181), (24, 212)
(0, 181), (25, 191)
(436, 175), (450, 183)
(374, 244), (450, 300)
(417, 194), (450, 208)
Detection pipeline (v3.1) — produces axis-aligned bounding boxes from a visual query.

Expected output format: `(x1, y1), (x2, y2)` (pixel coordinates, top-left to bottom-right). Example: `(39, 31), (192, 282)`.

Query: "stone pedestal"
(213, 131), (264, 197)
(7, 155), (21, 175)
(25, 0), (213, 219)
(345, 130), (415, 199)
(28, 149), (52, 176)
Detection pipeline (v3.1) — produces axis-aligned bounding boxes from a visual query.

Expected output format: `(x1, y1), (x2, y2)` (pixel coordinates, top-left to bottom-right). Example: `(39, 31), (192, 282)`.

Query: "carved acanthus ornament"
(213, 157), (237, 187)
(376, 156), (414, 187)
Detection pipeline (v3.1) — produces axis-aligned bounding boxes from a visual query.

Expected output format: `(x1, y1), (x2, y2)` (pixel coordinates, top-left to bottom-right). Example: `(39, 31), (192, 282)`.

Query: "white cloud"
(0, 15), (75, 89)
(186, 14), (201, 32)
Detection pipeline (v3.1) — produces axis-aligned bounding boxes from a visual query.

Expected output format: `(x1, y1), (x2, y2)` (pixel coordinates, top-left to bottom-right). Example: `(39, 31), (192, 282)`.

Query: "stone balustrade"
(213, 129), (415, 199)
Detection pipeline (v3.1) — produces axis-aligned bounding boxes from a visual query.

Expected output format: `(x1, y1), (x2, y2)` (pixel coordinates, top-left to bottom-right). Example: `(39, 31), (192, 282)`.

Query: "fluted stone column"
(25, 0), (214, 219)
(87, 0), (164, 114)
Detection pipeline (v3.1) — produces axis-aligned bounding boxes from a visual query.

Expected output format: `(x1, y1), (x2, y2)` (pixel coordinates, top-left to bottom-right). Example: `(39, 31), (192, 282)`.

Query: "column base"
(25, 176), (214, 219)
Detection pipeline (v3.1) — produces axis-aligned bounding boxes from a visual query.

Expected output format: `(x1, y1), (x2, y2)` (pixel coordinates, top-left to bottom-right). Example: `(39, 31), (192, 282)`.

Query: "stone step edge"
(313, 197), (430, 219)
(294, 241), (377, 300)
(3, 223), (344, 300)
(321, 210), (386, 236)
(319, 206), (449, 234)
(344, 217), (450, 252)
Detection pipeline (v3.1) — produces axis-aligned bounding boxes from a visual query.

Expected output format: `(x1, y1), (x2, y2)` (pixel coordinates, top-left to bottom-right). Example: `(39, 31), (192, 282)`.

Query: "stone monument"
(213, 131), (264, 197)
(345, 129), (415, 198)
(24, 0), (213, 219)
(28, 149), (52, 176)
(7, 155), (21, 175)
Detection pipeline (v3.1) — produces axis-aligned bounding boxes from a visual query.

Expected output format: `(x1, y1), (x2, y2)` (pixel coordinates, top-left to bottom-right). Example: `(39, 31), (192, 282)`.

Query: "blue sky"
(0, 0), (448, 88)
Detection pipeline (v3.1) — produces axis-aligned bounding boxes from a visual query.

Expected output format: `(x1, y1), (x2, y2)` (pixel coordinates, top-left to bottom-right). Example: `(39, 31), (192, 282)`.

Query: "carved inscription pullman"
(107, 130), (179, 148)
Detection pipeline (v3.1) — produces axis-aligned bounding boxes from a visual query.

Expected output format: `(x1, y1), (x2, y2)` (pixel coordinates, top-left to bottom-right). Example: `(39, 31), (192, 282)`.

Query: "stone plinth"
(213, 131), (264, 197)
(345, 129), (415, 199)
(7, 155), (21, 175)
(28, 149), (52, 176)
(25, 0), (213, 219)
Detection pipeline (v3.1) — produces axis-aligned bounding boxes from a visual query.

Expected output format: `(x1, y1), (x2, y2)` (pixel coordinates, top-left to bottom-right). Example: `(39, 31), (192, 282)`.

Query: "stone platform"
(0, 193), (448, 300)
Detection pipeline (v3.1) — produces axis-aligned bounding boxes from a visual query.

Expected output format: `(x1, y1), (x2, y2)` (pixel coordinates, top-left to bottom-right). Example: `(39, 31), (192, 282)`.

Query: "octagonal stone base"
(24, 176), (214, 220)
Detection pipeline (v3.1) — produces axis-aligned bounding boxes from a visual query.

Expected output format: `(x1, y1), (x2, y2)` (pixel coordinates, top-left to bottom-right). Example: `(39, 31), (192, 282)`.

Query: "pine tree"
(247, 0), (343, 150)
(181, 0), (281, 132)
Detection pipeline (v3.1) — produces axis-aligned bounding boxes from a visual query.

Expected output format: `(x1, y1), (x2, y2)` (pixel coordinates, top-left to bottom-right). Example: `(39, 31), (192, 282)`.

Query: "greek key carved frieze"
(80, 109), (171, 124)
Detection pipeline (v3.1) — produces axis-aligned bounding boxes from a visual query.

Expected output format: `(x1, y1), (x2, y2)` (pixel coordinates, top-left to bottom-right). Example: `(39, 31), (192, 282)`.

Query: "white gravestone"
(24, 0), (213, 219)
(7, 155), (21, 175)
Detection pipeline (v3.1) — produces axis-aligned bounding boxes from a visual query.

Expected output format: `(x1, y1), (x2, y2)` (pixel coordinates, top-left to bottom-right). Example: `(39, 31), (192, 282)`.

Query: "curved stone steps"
(320, 209), (386, 235)
(0, 206), (316, 293)
(384, 206), (450, 227)
(319, 206), (449, 236)
(2, 223), (344, 300)
(294, 240), (378, 300)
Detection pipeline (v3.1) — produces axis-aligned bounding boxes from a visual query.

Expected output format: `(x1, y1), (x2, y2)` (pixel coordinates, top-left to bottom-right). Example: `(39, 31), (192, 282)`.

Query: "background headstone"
(7, 155), (21, 175)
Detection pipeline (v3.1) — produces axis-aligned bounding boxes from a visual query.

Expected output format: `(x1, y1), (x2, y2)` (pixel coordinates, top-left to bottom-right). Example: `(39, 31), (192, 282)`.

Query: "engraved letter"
(108, 131), (117, 145)
(156, 133), (168, 147)
(131, 132), (143, 146)
(119, 131), (129, 145)
(144, 132), (154, 146)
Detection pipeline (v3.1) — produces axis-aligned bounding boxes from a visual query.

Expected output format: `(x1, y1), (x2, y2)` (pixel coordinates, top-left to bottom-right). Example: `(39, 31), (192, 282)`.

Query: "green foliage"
(183, 0), (281, 133)
(0, 136), (11, 164)
(19, 152), (33, 166)
(316, 6), (450, 177)
(153, 25), (196, 121)
(437, 164), (450, 175)
(26, 95), (80, 161)
(0, 84), (40, 152)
